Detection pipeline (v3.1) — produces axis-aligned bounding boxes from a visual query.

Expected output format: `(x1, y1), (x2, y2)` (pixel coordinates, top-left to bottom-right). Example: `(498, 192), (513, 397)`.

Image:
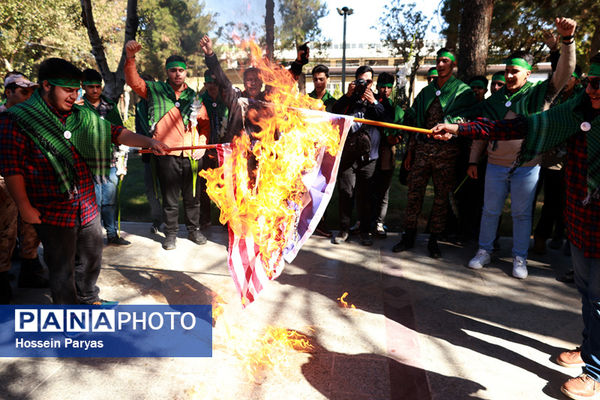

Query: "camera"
(352, 78), (368, 98)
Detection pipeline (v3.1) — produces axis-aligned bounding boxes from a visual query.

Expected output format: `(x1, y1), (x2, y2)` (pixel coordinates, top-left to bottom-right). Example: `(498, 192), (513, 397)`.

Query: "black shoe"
(392, 229), (416, 252)
(360, 232), (373, 246)
(107, 236), (131, 246)
(557, 270), (574, 283)
(493, 237), (501, 251)
(18, 258), (49, 288)
(188, 230), (207, 245)
(428, 235), (442, 259)
(163, 234), (177, 250)
(0, 272), (12, 304)
(150, 223), (161, 235)
(332, 230), (349, 244)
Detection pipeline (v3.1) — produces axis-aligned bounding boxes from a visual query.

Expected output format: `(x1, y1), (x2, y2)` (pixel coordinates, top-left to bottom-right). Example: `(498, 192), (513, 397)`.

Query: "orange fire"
(337, 292), (356, 309)
(200, 41), (342, 280)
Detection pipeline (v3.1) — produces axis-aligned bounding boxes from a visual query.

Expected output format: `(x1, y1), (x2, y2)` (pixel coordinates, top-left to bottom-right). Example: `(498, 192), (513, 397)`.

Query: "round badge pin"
(100, 116), (105, 120)
(505, 101), (512, 108)
(212, 102), (217, 108)
(435, 90), (441, 96)
(175, 101), (180, 108)
(64, 130), (72, 140)
(581, 121), (591, 132)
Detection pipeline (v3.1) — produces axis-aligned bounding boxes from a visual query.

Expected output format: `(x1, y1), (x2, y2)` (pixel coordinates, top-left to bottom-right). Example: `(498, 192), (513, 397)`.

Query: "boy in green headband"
(392, 47), (476, 258)
(432, 51), (600, 400)
(427, 67), (438, 84)
(81, 68), (130, 246)
(125, 40), (211, 250)
(465, 17), (576, 279)
(468, 75), (488, 102)
(0, 58), (167, 304)
(490, 71), (505, 93)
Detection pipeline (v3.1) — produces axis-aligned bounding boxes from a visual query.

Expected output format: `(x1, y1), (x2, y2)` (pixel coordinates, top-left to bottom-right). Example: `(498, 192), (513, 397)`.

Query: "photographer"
(331, 66), (386, 246)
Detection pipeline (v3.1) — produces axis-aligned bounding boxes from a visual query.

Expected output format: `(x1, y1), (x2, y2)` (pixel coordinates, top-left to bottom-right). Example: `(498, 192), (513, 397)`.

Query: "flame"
(337, 292), (356, 309)
(200, 41), (342, 283)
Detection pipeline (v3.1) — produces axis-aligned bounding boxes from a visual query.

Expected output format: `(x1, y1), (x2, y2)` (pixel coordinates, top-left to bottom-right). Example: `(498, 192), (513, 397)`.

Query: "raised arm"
(547, 18), (577, 103)
(124, 40), (149, 99)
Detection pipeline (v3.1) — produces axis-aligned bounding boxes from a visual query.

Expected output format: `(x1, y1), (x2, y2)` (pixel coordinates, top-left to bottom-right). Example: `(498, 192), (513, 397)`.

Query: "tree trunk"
(265, 0), (275, 61)
(591, 22), (600, 58)
(457, 0), (494, 81)
(444, 0), (462, 50)
(80, 0), (138, 102)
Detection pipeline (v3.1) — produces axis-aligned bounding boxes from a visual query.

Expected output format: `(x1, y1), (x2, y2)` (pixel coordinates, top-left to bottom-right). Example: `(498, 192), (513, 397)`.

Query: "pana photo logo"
(0, 305), (212, 357)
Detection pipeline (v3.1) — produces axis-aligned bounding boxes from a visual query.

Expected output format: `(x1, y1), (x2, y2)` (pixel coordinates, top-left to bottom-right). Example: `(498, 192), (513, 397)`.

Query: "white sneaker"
(512, 256), (528, 279)
(468, 249), (491, 270)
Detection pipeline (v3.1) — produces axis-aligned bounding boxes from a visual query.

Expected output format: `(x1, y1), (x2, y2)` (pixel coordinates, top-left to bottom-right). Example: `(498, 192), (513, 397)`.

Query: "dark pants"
(534, 167), (565, 240)
(34, 215), (103, 304)
(200, 154), (217, 227)
(156, 155), (203, 235)
(338, 156), (376, 233)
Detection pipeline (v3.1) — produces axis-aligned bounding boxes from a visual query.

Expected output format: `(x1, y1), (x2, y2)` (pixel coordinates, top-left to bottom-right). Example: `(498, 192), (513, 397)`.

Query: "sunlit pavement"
(2, 222), (581, 399)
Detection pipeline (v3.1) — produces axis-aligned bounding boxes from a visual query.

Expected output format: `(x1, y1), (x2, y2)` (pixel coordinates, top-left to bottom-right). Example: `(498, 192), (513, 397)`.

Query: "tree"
(456, 0), (494, 81)
(80, 0), (138, 101)
(265, 0), (275, 60)
(376, 1), (433, 100)
(276, 0), (328, 50)
(136, 0), (216, 79)
(440, 0), (600, 69)
(0, 0), (94, 77)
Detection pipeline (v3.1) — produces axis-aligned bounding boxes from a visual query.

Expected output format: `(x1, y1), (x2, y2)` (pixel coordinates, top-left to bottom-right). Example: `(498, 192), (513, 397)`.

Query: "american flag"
(216, 113), (353, 307)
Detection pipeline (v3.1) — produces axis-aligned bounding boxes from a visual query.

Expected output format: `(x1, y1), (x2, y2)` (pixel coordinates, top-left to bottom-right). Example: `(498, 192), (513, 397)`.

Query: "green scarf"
(83, 95), (124, 127)
(477, 81), (535, 120)
(146, 81), (196, 127)
(519, 91), (600, 201)
(8, 90), (112, 193)
(409, 76), (476, 128)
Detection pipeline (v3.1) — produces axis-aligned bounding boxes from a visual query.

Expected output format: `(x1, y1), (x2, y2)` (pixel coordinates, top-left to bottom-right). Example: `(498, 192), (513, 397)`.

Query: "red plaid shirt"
(0, 103), (123, 227)
(459, 116), (600, 258)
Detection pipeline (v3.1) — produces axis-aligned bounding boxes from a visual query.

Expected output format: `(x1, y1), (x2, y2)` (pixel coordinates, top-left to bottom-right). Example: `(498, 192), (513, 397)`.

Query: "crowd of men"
(1, 15), (599, 399)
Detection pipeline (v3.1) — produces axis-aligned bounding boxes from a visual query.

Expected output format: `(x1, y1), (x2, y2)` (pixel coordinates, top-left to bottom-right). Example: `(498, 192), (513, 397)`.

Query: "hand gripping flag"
(212, 112), (353, 307)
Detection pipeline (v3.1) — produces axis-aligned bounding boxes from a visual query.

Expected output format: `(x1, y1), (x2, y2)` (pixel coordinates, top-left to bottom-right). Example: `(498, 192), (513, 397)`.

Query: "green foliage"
(375, 1), (433, 99)
(137, 0), (216, 79)
(0, 0), (95, 77)
(276, 0), (328, 50)
(440, 0), (600, 69)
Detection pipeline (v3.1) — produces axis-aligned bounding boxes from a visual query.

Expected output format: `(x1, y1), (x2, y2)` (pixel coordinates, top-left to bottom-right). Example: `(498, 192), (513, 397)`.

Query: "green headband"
(166, 61), (187, 70)
(506, 58), (532, 71)
(47, 78), (81, 88)
(427, 69), (438, 77)
(378, 83), (393, 88)
(589, 63), (600, 78)
(492, 73), (505, 83)
(572, 71), (581, 79)
(82, 80), (102, 86)
(437, 51), (456, 62)
(470, 79), (486, 89)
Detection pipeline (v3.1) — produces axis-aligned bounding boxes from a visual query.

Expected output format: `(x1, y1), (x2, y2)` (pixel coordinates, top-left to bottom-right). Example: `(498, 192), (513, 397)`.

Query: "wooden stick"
(137, 144), (220, 154)
(353, 117), (433, 134)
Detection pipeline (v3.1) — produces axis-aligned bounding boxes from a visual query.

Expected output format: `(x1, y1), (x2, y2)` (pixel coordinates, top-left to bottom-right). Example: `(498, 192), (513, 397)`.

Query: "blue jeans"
(478, 163), (540, 258)
(94, 167), (119, 238)
(571, 244), (600, 381)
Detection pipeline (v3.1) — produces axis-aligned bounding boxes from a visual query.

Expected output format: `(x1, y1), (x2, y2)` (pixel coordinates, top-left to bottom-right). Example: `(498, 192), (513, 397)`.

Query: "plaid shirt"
(459, 117), (600, 258)
(0, 103), (123, 227)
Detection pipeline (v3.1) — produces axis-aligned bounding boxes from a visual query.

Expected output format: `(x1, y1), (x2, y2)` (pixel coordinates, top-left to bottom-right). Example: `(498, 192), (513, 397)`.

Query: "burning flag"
(200, 42), (353, 307)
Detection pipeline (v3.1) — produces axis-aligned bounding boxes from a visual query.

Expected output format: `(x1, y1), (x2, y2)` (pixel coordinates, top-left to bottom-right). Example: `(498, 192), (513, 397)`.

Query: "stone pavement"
(1, 222), (583, 400)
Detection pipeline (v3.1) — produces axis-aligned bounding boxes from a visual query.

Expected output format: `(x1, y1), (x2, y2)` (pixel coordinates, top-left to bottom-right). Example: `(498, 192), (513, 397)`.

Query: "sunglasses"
(588, 78), (600, 90)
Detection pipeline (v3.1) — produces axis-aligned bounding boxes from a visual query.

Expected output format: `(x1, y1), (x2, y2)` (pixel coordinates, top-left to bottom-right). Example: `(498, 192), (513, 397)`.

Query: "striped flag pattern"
(216, 113), (353, 307)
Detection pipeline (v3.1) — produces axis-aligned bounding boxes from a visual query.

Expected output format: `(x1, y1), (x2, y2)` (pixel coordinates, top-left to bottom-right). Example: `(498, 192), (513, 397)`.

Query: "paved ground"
(1, 222), (583, 400)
